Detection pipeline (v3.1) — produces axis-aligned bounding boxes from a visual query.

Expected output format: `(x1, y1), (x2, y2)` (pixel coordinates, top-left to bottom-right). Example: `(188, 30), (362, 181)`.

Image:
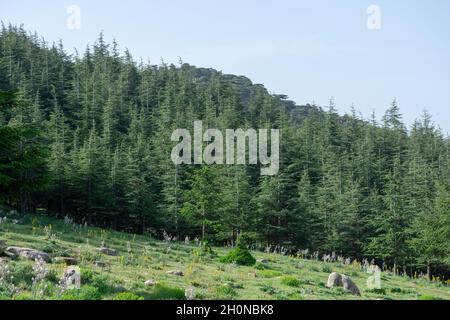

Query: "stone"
(257, 258), (269, 263)
(60, 266), (81, 289)
(342, 275), (361, 296)
(326, 272), (343, 288)
(54, 257), (78, 265)
(326, 272), (361, 296)
(94, 260), (107, 268)
(98, 246), (118, 256)
(248, 272), (257, 278)
(166, 270), (184, 276)
(4, 247), (51, 262)
(144, 279), (157, 286)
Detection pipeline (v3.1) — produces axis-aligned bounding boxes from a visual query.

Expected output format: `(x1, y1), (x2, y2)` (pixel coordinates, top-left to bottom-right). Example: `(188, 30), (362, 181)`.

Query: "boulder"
(166, 270), (184, 276)
(54, 257), (78, 265)
(144, 279), (157, 286)
(326, 272), (343, 288)
(326, 272), (361, 296)
(98, 246), (118, 256)
(60, 266), (81, 289)
(4, 247), (51, 262)
(342, 275), (361, 296)
(257, 258), (270, 264)
(94, 260), (107, 268)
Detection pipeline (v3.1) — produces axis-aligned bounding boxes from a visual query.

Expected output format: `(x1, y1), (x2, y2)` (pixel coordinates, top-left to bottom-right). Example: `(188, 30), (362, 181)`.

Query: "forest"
(0, 25), (449, 279)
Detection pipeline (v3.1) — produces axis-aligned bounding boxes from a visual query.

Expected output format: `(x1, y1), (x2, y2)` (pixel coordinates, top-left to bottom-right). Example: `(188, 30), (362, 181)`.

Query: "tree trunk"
(426, 263), (431, 282)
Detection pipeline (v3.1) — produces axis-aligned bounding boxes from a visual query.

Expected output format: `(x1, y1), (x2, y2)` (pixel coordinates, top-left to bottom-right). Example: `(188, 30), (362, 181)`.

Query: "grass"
(0, 214), (449, 300)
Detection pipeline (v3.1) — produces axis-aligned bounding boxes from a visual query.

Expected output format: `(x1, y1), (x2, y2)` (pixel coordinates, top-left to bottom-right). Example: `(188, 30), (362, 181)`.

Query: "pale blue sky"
(1, 0), (450, 132)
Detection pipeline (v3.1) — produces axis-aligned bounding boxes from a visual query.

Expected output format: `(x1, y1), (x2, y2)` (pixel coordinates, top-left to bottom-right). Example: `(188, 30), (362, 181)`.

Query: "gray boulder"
(326, 272), (343, 288)
(94, 260), (107, 268)
(60, 266), (81, 289)
(98, 246), (118, 256)
(54, 257), (78, 265)
(342, 275), (361, 296)
(4, 247), (51, 262)
(326, 272), (361, 296)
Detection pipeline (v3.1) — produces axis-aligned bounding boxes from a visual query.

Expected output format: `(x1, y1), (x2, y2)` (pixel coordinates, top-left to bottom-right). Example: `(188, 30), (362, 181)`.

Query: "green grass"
(1, 214), (449, 300)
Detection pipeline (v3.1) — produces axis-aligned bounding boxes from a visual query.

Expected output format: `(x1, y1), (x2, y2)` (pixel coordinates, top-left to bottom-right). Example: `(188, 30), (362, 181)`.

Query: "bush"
(61, 285), (102, 300)
(258, 270), (282, 278)
(321, 264), (333, 273)
(9, 263), (34, 286)
(113, 292), (144, 300)
(220, 246), (256, 266)
(215, 284), (238, 299)
(89, 275), (115, 295)
(144, 283), (185, 300)
(281, 276), (300, 287)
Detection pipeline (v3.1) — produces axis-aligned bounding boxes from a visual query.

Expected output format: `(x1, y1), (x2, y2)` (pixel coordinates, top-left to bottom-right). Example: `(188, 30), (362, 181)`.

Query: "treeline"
(0, 25), (449, 278)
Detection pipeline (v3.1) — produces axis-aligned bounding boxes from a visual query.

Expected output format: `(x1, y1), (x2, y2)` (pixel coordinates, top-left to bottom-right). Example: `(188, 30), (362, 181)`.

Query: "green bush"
(215, 284), (238, 299)
(144, 283), (185, 300)
(9, 263), (34, 286)
(113, 292), (144, 300)
(258, 270), (282, 278)
(89, 275), (115, 295)
(220, 246), (256, 266)
(281, 276), (300, 287)
(321, 264), (333, 273)
(61, 285), (102, 300)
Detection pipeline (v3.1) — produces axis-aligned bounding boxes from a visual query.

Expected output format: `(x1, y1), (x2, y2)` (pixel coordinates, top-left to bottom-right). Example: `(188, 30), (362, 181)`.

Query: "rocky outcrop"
(98, 245), (118, 256)
(54, 257), (78, 265)
(4, 247), (51, 262)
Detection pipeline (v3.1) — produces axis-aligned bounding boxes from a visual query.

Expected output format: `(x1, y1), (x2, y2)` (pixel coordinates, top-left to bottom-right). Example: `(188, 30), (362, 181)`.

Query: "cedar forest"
(0, 25), (449, 279)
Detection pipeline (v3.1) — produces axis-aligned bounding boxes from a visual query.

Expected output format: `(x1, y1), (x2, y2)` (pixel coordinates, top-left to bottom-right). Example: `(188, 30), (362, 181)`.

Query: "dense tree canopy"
(0, 25), (449, 278)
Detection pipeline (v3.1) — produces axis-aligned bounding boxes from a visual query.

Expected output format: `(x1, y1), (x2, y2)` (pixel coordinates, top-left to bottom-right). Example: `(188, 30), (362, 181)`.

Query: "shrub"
(113, 292), (144, 300)
(281, 276), (300, 287)
(9, 263), (34, 286)
(258, 270), (282, 278)
(321, 264), (333, 273)
(366, 288), (386, 295)
(220, 246), (256, 266)
(260, 284), (279, 295)
(61, 285), (102, 300)
(89, 275), (115, 295)
(145, 283), (185, 300)
(215, 284), (238, 299)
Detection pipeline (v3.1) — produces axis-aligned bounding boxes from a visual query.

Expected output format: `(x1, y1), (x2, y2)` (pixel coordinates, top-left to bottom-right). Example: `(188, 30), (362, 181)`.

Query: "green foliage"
(0, 25), (449, 281)
(113, 292), (144, 300)
(61, 285), (102, 300)
(215, 284), (238, 299)
(143, 283), (185, 300)
(281, 276), (301, 287)
(220, 246), (256, 266)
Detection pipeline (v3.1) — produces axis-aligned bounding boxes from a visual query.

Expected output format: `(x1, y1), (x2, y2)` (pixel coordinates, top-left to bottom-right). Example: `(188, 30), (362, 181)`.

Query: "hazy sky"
(1, 0), (450, 132)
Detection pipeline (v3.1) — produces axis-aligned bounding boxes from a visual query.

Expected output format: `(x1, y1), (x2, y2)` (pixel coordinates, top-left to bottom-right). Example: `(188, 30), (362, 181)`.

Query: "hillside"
(1, 24), (450, 283)
(0, 214), (448, 300)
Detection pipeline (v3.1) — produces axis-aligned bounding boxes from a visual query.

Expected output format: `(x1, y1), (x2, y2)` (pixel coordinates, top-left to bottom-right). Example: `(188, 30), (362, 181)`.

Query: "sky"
(1, 0), (450, 133)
